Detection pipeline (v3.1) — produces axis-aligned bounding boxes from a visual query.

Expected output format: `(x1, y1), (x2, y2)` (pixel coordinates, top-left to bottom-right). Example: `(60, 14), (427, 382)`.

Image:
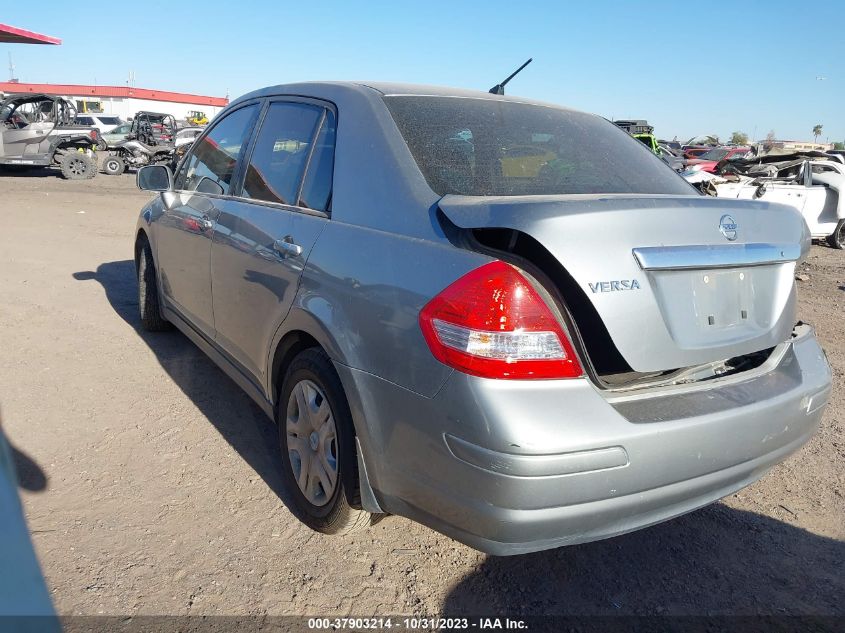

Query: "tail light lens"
(419, 261), (582, 379)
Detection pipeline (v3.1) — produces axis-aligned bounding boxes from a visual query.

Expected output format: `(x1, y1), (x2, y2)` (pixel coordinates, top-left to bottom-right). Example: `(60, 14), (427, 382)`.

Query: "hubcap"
(69, 158), (85, 175)
(285, 379), (338, 507)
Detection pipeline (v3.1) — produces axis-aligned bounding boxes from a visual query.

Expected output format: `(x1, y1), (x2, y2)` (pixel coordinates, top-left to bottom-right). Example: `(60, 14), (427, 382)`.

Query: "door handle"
(273, 236), (303, 258)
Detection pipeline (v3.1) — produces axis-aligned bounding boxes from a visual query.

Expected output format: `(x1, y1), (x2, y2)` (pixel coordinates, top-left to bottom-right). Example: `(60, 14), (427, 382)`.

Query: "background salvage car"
(133, 82), (831, 555)
(685, 153), (845, 249)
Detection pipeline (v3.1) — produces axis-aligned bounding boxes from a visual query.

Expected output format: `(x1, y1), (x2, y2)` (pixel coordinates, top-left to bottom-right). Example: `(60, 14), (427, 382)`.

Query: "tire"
(277, 348), (373, 535)
(96, 138), (108, 152)
(826, 220), (845, 250)
(102, 155), (126, 176)
(59, 152), (96, 180)
(137, 239), (171, 331)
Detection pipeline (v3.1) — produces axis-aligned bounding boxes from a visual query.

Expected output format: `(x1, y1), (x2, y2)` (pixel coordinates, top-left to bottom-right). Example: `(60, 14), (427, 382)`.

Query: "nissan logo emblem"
(719, 214), (738, 241)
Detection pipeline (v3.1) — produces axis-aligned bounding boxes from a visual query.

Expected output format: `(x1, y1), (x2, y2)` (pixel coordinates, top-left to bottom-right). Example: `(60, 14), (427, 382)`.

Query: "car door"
(804, 162), (841, 235)
(1, 108), (48, 159)
(155, 102), (259, 337)
(210, 99), (336, 383)
(747, 162), (811, 216)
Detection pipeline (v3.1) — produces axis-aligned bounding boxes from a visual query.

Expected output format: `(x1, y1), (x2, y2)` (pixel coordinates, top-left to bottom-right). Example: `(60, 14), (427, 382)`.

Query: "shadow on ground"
(443, 503), (844, 616)
(0, 166), (61, 178)
(73, 260), (294, 508)
(11, 444), (48, 492)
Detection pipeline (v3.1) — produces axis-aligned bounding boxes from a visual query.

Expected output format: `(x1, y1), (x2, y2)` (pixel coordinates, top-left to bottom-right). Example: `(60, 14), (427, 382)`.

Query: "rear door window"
(241, 102), (325, 207)
(175, 104), (258, 195)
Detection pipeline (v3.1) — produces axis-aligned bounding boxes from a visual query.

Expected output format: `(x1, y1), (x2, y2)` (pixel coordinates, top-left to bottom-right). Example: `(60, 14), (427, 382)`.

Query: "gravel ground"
(0, 168), (842, 617)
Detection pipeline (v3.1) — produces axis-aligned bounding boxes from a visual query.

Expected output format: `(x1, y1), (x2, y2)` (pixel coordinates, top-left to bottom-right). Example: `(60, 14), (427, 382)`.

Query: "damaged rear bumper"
(339, 324), (831, 555)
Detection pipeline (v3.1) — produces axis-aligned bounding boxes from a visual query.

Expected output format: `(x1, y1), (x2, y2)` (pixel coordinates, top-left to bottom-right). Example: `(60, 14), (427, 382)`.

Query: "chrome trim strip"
(632, 243), (801, 271)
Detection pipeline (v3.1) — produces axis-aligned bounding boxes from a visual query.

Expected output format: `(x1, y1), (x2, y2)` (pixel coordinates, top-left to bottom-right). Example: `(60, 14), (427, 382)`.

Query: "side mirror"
(195, 176), (224, 196)
(137, 165), (173, 192)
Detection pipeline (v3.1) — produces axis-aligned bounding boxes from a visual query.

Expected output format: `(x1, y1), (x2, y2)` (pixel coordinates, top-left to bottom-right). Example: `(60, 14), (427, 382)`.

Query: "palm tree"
(813, 124), (823, 143)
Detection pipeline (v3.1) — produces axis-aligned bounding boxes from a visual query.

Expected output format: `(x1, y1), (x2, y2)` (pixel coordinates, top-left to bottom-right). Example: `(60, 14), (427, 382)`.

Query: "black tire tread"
(137, 240), (171, 331)
(278, 348), (375, 535)
(59, 152), (96, 180)
(826, 220), (845, 250)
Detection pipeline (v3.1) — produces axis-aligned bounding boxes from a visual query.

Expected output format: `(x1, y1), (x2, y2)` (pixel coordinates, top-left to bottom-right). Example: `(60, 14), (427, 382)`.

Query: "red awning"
(0, 23), (61, 45)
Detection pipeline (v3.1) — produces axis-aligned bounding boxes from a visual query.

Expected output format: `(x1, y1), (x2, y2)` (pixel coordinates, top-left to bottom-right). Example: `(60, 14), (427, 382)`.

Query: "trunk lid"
(439, 194), (809, 373)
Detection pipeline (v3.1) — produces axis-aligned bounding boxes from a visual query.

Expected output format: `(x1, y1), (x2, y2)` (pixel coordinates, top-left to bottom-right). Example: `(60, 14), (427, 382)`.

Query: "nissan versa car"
(133, 82), (832, 555)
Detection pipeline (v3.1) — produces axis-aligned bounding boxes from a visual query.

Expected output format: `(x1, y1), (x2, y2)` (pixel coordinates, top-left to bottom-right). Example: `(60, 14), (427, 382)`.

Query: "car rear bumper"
(337, 324), (831, 555)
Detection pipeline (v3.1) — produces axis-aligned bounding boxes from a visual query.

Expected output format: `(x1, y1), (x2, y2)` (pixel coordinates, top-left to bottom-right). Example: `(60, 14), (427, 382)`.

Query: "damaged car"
(133, 82), (831, 555)
(685, 153), (845, 249)
(0, 93), (101, 179)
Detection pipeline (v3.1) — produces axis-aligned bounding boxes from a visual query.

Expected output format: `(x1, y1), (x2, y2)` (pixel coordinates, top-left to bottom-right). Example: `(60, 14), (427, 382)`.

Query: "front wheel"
(137, 240), (171, 331)
(826, 220), (845, 250)
(102, 155), (126, 175)
(277, 348), (374, 535)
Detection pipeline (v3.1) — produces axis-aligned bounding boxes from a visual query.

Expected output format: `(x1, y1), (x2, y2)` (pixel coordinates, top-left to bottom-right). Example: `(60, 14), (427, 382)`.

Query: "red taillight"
(419, 261), (582, 380)
(89, 130), (99, 139)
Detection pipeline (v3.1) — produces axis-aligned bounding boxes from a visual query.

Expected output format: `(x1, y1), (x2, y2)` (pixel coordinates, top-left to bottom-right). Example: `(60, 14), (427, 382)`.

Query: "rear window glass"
(383, 96), (692, 197)
(98, 116), (121, 125)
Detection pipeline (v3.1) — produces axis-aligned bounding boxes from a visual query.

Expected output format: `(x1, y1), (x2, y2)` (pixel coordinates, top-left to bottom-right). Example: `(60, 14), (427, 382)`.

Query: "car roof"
(231, 81), (582, 113)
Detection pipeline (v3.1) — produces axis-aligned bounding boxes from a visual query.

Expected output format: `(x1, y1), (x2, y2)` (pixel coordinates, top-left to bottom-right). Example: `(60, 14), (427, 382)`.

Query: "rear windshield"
(98, 116), (121, 125)
(383, 96), (692, 196)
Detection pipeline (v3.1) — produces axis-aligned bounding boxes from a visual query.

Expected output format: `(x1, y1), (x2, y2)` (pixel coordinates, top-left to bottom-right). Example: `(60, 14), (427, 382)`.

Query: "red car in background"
(685, 146), (751, 173)
(682, 146), (712, 159)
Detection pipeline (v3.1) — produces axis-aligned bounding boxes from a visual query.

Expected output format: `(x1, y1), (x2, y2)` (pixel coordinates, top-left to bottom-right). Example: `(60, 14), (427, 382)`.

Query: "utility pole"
(8, 52), (16, 81)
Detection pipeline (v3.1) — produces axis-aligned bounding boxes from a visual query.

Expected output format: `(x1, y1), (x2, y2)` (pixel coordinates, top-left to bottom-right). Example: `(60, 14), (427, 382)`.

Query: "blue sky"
(3, 0), (842, 143)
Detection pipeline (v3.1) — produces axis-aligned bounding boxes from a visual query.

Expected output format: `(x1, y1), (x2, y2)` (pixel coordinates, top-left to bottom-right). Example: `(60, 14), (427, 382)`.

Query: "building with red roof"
(0, 81), (229, 122)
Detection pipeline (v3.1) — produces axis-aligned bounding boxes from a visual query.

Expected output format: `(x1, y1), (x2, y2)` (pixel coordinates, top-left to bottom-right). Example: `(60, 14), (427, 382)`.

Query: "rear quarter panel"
(289, 219), (487, 398)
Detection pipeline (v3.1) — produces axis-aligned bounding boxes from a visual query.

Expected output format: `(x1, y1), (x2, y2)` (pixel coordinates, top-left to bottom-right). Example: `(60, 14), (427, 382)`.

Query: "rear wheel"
(277, 348), (373, 535)
(137, 240), (171, 331)
(102, 155), (126, 175)
(826, 220), (845, 250)
(59, 152), (96, 180)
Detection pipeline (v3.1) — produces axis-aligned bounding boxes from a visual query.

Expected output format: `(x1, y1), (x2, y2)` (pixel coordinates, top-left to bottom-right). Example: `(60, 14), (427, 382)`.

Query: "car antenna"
(488, 58), (533, 95)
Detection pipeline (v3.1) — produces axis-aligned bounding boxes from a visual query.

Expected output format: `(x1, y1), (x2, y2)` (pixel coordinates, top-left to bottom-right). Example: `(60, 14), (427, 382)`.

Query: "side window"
(77, 117), (93, 126)
(175, 104), (258, 195)
(299, 110), (336, 211)
(242, 102), (323, 206)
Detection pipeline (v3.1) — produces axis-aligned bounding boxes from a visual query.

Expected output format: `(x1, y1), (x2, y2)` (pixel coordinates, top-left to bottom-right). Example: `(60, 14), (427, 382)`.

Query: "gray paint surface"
(136, 82), (831, 554)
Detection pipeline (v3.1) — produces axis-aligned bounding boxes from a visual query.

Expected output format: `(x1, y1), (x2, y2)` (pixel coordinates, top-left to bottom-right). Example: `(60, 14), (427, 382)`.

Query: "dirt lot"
(0, 168), (843, 617)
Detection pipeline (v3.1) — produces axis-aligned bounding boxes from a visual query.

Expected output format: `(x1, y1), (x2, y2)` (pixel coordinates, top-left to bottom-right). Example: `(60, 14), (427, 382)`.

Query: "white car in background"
(175, 126), (204, 148)
(715, 159), (845, 249)
(73, 114), (124, 133)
